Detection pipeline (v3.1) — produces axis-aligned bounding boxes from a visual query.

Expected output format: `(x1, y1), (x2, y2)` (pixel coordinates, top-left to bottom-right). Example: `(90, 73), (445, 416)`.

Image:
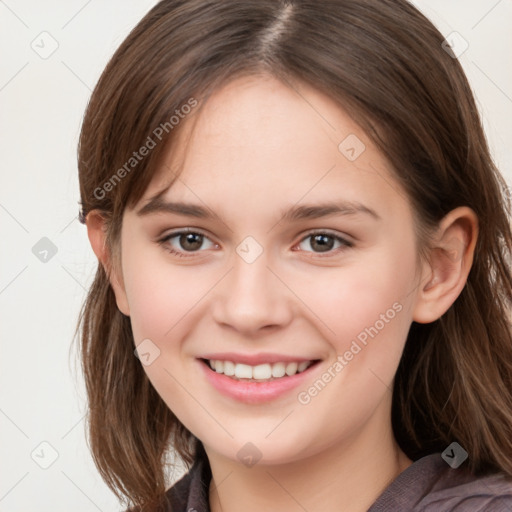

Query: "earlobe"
(85, 210), (131, 316)
(412, 207), (478, 324)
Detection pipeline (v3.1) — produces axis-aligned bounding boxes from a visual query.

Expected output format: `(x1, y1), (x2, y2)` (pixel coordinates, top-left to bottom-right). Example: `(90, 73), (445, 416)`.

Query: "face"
(115, 74), (424, 465)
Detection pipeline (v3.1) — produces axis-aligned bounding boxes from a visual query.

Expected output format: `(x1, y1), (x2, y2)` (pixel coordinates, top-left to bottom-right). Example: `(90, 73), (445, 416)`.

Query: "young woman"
(76, 0), (512, 510)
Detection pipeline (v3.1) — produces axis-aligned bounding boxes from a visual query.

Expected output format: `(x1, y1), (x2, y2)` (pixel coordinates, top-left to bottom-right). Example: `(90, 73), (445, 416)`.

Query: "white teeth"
(272, 362), (286, 378)
(297, 361), (309, 372)
(285, 362), (298, 376)
(223, 360), (235, 376)
(206, 359), (314, 380)
(234, 363), (253, 379)
(253, 364), (272, 379)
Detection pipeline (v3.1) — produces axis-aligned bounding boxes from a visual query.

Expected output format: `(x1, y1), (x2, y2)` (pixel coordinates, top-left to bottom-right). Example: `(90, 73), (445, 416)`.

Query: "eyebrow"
(136, 197), (380, 222)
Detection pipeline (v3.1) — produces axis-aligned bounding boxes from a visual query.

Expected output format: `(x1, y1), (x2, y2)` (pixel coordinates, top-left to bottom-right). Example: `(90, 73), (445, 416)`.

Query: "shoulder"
(369, 452), (512, 512)
(435, 495), (512, 512)
(419, 469), (512, 512)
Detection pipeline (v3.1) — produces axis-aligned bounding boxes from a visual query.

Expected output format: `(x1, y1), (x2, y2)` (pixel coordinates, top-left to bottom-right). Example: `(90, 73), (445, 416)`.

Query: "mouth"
(197, 357), (322, 404)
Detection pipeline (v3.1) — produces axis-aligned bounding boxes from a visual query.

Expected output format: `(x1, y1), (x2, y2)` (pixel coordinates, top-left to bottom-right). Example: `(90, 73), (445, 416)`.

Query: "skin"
(87, 74), (478, 512)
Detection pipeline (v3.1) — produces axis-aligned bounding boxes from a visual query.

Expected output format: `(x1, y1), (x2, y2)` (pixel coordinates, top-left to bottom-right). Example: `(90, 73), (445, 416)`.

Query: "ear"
(85, 210), (130, 316)
(412, 206), (478, 324)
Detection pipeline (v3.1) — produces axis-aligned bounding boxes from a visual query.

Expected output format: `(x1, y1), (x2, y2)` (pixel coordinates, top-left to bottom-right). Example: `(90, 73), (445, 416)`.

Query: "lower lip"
(197, 359), (320, 404)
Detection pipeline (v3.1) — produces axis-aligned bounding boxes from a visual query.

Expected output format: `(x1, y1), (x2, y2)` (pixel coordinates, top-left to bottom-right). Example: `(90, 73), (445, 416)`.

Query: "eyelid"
(157, 226), (220, 246)
(297, 228), (353, 244)
(159, 226), (212, 239)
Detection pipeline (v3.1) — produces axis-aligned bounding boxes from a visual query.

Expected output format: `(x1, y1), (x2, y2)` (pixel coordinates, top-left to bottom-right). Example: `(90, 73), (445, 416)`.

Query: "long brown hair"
(75, 0), (512, 509)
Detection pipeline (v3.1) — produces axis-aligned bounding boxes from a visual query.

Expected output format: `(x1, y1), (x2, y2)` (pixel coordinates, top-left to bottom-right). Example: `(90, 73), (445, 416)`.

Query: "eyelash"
(157, 228), (354, 259)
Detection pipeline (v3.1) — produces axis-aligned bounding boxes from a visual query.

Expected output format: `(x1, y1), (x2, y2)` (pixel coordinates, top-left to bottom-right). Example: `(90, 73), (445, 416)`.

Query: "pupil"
(181, 233), (202, 251)
(312, 234), (333, 252)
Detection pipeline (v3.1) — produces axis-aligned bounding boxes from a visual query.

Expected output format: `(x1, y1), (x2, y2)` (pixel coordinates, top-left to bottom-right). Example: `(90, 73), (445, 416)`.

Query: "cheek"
(294, 244), (416, 406)
(300, 248), (415, 344)
(122, 243), (212, 343)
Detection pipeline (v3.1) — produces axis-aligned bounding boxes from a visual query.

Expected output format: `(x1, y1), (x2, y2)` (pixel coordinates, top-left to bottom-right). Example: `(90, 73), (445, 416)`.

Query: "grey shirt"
(164, 452), (512, 511)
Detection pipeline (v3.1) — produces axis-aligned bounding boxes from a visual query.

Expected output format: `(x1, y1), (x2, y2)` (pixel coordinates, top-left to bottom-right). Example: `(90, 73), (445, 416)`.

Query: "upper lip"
(198, 352), (319, 366)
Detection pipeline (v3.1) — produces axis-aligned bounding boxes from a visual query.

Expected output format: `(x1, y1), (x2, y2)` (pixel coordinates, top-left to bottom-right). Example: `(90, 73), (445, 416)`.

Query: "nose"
(211, 246), (293, 335)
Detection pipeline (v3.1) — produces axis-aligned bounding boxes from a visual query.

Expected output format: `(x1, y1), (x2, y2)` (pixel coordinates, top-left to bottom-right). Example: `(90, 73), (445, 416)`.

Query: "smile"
(198, 357), (322, 404)
(204, 359), (314, 381)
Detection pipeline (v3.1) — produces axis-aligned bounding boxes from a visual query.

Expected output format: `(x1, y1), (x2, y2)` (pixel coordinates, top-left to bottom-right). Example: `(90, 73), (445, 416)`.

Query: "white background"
(0, 1), (511, 510)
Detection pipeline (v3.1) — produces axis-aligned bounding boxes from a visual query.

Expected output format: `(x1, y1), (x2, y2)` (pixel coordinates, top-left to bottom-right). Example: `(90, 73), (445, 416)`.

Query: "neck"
(206, 400), (413, 512)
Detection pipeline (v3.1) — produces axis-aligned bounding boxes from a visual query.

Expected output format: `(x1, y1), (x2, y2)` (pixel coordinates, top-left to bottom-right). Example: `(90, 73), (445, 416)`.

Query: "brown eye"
(297, 231), (353, 255)
(159, 230), (216, 257)
(309, 234), (335, 252)
(178, 232), (204, 251)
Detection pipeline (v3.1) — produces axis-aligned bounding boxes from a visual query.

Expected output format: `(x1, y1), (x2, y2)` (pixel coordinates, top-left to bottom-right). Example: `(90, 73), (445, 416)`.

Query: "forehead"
(190, 74), (341, 148)
(136, 74), (410, 222)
